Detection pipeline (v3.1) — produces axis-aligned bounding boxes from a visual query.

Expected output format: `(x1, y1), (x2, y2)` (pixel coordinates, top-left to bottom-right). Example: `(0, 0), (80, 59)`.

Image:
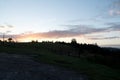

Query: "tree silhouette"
(71, 38), (77, 44)
(8, 38), (12, 42)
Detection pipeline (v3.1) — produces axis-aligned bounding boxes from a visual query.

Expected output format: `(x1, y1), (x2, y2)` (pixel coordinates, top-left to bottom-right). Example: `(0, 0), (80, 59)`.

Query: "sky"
(0, 0), (120, 48)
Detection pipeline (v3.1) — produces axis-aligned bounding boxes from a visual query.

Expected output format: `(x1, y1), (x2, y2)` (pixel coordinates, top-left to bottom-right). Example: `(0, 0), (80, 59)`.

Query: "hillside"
(0, 41), (120, 80)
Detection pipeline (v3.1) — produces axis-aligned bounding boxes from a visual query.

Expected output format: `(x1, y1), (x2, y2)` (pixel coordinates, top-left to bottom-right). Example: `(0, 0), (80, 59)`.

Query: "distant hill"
(0, 41), (120, 69)
(101, 45), (120, 49)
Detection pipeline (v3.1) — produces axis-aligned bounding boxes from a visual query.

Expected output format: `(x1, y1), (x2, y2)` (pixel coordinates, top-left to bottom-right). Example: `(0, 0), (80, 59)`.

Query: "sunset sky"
(0, 0), (120, 48)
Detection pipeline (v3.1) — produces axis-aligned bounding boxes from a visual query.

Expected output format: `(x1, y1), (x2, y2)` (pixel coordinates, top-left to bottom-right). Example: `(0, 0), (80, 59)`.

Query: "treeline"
(0, 40), (120, 69)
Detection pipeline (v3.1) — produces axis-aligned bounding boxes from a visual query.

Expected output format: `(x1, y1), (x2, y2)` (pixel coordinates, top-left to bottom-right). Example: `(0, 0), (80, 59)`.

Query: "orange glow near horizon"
(17, 36), (40, 42)
(1, 33), (120, 47)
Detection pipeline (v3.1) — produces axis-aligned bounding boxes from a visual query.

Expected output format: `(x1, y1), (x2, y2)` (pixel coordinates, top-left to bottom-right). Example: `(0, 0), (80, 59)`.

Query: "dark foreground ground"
(0, 53), (88, 80)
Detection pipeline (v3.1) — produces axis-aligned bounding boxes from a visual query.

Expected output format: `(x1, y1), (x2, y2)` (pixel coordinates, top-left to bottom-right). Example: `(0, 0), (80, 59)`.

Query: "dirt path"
(0, 53), (88, 80)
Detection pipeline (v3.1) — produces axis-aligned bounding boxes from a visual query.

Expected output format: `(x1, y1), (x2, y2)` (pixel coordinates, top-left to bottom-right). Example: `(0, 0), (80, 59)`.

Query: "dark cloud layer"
(87, 36), (120, 40)
(0, 23), (120, 41)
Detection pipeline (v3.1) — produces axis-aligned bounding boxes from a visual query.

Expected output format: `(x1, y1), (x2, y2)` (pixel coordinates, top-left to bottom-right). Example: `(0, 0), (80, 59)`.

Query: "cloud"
(105, 22), (120, 31)
(37, 23), (120, 39)
(0, 24), (14, 34)
(63, 23), (120, 34)
(0, 23), (120, 41)
(102, 44), (120, 48)
(6, 24), (14, 28)
(87, 36), (120, 40)
(109, 0), (120, 16)
(84, 22), (120, 40)
(109, 10), (120, 16)
(0, 26), (5, 28)
(0, 24), (14, 28)
(69, 0), (120, 23)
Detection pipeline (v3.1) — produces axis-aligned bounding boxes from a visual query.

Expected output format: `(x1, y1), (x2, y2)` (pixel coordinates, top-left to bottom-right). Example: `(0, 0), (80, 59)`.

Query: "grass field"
(0, 45), (120, 80)
(34, 52), (120, 80)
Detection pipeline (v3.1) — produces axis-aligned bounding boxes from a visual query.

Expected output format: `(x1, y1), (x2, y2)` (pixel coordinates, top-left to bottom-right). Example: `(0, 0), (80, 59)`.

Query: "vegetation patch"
(34, 52), (120, 80)
(0, 42), (120, 80)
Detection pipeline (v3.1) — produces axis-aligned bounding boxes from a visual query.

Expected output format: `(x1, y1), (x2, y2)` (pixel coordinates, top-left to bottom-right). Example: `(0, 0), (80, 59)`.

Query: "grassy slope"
(34, 52), (120, 80)
(0, 46), (120, 80)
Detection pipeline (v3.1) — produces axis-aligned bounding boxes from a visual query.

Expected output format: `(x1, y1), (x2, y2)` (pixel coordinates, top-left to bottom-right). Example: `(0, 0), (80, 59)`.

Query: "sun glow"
(16, 36), (40, 42)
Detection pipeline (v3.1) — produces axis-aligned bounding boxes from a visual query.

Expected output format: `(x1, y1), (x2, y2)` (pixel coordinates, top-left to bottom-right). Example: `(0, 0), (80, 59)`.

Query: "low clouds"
(61, 23), (120, 36)
(87, 36), (120, 40)
(0, 26), (5, 28)
(0, 24), (14, 34)
(0, 23), (119, 41)
(27, 23), (120, 39)
(0, 22), (120, 41)
(0, 24), (14, 29)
